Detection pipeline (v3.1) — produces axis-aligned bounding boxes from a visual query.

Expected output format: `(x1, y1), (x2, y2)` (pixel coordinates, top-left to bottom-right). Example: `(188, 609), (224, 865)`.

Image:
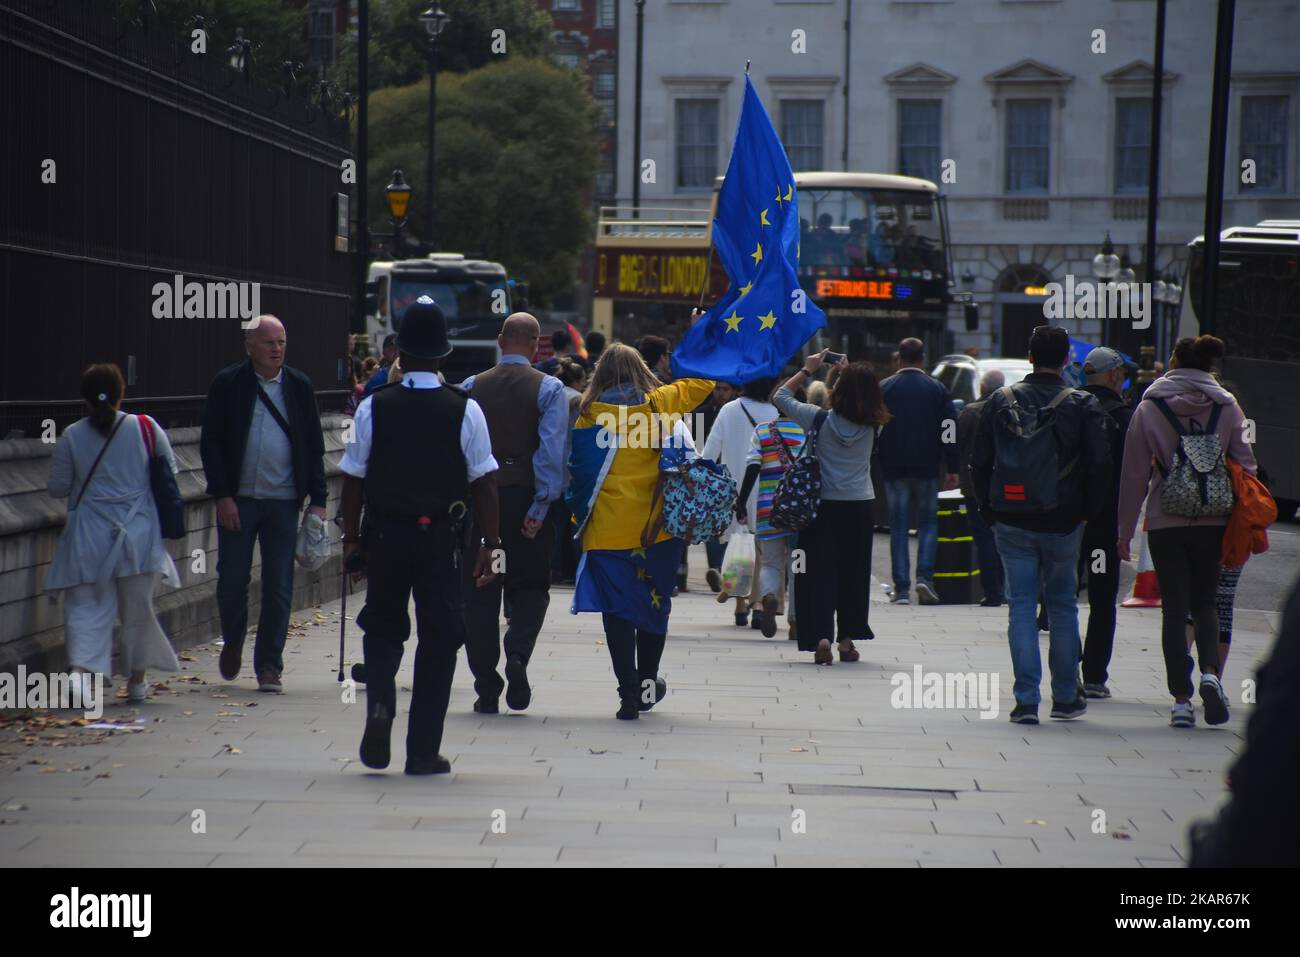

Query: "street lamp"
(1092, 232), (1120, 282)
(386, 168), (412, 254)
(419, 4), (451, 250)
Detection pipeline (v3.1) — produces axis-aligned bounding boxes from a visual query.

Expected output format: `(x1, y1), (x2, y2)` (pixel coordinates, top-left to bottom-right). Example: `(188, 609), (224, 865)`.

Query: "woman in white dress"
(46, 364), (181, 707)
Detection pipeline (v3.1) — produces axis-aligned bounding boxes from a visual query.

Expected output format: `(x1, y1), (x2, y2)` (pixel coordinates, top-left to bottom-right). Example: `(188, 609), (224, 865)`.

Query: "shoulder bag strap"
(1045, 387), (1075, 411)
(801, 409), (829, 458)
(256, 382), (293, 440)
(738, 399), (757, 428)
(73, 414), (126, 509)
(1147, 396), (1187, 437)
(1204, 400), (1225, 436)
(137, 414), (157, 458)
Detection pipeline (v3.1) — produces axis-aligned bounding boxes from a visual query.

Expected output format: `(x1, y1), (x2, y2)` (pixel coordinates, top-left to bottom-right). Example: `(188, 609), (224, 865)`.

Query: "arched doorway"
(994, 264), (1054, 357)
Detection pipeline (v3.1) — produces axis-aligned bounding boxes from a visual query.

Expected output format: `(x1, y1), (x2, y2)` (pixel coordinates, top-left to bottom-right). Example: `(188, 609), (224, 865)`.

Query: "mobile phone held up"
(823, 351), (846, 365)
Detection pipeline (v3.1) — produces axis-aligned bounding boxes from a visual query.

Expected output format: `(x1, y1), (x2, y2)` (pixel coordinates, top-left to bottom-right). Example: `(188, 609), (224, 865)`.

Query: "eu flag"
(670, 75), (826, 382)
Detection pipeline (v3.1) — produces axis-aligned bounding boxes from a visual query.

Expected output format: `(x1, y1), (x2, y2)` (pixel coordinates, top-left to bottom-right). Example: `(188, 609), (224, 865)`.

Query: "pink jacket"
(1117, 369), (1257, 543)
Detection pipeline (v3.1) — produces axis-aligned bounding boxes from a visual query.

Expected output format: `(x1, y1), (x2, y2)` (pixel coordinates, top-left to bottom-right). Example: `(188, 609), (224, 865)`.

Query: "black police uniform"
(352, 297), (477, 774)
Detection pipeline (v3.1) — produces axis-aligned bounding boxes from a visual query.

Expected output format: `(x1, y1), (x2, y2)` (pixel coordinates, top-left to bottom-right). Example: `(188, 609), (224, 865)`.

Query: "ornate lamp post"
(386, 168), (412, 255)
(419, 5), (451, 249)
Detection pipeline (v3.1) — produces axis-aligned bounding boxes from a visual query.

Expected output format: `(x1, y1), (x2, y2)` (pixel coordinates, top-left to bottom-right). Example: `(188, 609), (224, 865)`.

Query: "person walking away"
(701, 377), (779, 625)
(970, 325), (1111, 724)
(878, 338), (960, 605)
(46, 364), (181, 708)
(338, 297), (500, 774)
(549, 356), (588, 585)
(735, 402), (806, 639)
(1117, 335), (1256, 729)
(694, 381), (737, 584)
(956, 368), (1006, 607)
(567, 344), (713, 718)
(774, 352), (889, 664)
(459, 314), (568, 713)
(1078, 347), (1136, 698)
(584, 331), (607, 369)
(201, 315), (327, 693)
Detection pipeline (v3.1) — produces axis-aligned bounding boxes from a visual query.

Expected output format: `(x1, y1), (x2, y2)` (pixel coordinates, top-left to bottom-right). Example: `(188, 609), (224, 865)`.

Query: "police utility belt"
(366, 500), (470, 562)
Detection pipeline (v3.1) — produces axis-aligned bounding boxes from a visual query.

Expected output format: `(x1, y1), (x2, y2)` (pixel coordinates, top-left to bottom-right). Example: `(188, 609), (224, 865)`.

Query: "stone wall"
(0, 415), (351, 672)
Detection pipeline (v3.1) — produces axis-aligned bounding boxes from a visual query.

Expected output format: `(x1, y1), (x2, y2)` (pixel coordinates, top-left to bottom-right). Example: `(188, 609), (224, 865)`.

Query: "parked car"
(931, 354), (1032, 406)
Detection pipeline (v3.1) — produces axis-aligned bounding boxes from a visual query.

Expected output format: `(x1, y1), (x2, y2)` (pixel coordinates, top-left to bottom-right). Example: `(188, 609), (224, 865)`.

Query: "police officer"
(338, 297), (501, 775)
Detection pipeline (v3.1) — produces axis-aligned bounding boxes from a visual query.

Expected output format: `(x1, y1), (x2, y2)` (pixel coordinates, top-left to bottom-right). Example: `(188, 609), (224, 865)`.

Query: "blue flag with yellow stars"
(670, 74), (826, 382)
(572, 538), (680, 635)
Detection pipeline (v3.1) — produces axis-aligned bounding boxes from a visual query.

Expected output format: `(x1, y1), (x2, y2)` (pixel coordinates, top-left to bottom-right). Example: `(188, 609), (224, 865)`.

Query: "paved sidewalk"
(1, 548), (1275, 868)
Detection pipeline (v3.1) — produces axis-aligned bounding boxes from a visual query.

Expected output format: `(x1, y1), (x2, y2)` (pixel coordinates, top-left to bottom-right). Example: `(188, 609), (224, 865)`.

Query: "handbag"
(641, 402), (737, 547)
(137, 415), (186, 539)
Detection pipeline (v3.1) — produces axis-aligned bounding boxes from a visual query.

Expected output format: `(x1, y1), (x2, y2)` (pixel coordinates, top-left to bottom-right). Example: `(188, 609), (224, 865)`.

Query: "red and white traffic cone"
(1121, 523), (1162, 608)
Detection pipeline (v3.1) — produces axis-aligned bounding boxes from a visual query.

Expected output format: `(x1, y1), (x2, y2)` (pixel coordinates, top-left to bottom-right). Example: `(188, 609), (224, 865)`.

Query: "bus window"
(798, 188), (943, 275)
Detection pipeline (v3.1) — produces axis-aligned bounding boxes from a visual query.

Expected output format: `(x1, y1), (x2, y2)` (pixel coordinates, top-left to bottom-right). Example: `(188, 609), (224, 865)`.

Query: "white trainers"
(1170, 701), (1196, 728)
(1199, 674), (1230, 725)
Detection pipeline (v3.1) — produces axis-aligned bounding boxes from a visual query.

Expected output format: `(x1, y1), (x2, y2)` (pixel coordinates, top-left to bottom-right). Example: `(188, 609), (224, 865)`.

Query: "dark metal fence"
(0, 0), (356, 436)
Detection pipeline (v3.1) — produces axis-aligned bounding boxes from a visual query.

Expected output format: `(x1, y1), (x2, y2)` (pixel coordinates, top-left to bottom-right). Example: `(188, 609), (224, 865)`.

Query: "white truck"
(364, 254), (518, 384)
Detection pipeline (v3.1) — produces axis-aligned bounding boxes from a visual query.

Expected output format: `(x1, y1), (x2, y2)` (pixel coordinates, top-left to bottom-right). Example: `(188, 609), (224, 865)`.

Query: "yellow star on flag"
(784, 183), (794, 202)
(751, 242), (763, 265)
(724, 311), (743, 332)
(649, 588), (662, 609)
(758, 310), (777, 330)
(635, 566), (647, 580)
(630, 547), (647, 559)
(774, 186), (785, 207)
(738, 281), (753, 297)
(759, 208), (770, 226)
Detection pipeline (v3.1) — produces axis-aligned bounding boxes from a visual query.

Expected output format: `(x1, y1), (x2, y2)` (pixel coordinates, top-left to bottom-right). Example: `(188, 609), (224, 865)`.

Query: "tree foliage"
(368, 57), (597, 305)
(330, 0), (554, 92)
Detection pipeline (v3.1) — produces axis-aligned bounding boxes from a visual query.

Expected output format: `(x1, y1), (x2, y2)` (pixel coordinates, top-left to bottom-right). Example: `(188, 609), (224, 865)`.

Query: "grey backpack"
(1149, 397), (1235, 518)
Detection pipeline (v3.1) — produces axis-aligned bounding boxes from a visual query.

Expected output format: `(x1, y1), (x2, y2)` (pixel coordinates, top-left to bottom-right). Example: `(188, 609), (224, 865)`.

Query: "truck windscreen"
(391, 277), (509, 327)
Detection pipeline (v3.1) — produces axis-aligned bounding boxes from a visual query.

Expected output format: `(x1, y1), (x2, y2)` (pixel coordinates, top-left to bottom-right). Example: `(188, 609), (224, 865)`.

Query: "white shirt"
(339, 371), (498, 481)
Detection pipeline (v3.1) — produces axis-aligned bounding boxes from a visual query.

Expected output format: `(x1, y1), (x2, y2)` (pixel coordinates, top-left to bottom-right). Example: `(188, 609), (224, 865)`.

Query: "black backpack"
(770, 410), (828, 531)
(989, 385), (1078, 513)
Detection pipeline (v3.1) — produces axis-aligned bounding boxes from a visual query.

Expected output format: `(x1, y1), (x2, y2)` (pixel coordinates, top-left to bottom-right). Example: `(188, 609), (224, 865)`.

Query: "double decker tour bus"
(1179, 220), (1300, 517)
(592, 172), (954, 371)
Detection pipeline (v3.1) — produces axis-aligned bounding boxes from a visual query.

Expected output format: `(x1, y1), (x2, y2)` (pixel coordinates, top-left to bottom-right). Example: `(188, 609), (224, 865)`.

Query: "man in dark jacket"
(957, 368), (1006, 607)
(970, 325), (1111, 724)
(1078, 347), (1135, 698)
(200, 315), (327, 693)
(878, 338), (960, 605)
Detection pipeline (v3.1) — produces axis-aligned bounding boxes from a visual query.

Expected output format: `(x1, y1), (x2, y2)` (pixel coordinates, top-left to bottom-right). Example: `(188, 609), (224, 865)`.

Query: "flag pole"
(696, 62), (749, 315)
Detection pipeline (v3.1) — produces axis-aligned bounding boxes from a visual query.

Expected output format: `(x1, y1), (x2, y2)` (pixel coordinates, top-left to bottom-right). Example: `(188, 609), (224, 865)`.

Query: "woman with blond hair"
(46, 364), (181, 708)
(567, 344), (713, 719)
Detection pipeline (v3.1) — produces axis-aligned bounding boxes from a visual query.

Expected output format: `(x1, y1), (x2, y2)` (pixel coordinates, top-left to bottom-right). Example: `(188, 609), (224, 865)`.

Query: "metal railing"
(597, 206), (712, 240)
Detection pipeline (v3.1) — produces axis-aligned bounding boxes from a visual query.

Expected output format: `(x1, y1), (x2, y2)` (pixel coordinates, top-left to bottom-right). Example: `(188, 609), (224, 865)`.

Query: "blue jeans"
(993, 522), (1084, 706)
(967, 508), (1004, 603)
(886, 477), (938, 592)
(216, 497), (299, 675)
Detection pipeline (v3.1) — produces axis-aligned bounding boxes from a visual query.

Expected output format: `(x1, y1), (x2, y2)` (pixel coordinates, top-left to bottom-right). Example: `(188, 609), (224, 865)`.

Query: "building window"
(553, 0), (580, 12)
(898, 99), (941, 181)
(1005, 99), (1050, 193)
(1114, 97), (1152, 193)
(308, 3), (335, 67)
(597, 0), (616, 28)
(1240, 95), (1289, 191)
(781, 100), (824, 171)
(596, 153), (616, 199)
(554, 51), (580, 70)
(676, 99), (720, 189)
(594, 71), (615, 99)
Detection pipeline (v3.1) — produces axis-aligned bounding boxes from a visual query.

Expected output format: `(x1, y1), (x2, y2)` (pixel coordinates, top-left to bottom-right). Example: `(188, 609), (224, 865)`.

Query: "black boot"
(616, 686), (640, 720)
(359, 702), (393, 769)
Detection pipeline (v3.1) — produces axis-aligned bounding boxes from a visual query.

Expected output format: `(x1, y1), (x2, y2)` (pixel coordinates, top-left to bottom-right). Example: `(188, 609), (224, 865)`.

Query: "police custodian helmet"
(397, 296), (453, 359)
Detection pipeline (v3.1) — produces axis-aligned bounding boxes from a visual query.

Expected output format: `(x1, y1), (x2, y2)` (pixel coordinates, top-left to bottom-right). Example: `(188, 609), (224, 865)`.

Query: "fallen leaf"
(40, 767), (58, 773)
(182, 710), (194, 716)
(222, 745), (242, 754)
(1, 802), (26, 812)
(95, 772), (111, 779)
(1112, 831), (1133, 840)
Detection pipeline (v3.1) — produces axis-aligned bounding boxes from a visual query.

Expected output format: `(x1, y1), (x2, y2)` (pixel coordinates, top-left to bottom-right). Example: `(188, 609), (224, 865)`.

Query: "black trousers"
(601, 613), (666, 702)
(356, 520), (464, 760)
(794, 499), (875, 652)
(463, 485), (554, 701)
(1079, 523), (1120, 684)
(1148, 525), (1226, 699)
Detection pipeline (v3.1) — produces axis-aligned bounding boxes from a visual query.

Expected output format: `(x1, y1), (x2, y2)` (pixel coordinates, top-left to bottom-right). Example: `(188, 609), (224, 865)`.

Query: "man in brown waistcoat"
(459, 313), (570, 712)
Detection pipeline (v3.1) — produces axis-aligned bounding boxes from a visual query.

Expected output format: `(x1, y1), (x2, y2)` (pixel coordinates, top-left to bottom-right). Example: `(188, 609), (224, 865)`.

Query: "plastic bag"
(719, 525), (755, 597)
(295, 512), (331, 571)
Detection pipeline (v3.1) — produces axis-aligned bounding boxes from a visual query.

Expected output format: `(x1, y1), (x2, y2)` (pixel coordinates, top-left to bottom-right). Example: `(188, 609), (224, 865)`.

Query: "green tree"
(330, 0), (554, 92)
(368, 57), (597, 305)
(142, 0), (313, 75)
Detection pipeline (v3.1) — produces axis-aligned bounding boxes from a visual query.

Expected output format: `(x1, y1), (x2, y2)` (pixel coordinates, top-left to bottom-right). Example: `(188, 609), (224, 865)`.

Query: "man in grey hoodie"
(1117, 336), (1257, 729)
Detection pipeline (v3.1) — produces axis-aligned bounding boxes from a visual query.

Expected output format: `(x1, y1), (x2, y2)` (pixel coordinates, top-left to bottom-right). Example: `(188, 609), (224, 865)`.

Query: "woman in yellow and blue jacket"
(566, 343), (713, 719)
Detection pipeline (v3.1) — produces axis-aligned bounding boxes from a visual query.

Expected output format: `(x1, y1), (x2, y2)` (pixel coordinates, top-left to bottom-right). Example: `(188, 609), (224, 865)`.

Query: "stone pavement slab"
(0, 545), (1278, 867)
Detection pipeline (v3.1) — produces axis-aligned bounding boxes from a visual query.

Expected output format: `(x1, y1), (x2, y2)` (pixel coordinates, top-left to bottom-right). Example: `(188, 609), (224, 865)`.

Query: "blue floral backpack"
(641, 404), (737, 546)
